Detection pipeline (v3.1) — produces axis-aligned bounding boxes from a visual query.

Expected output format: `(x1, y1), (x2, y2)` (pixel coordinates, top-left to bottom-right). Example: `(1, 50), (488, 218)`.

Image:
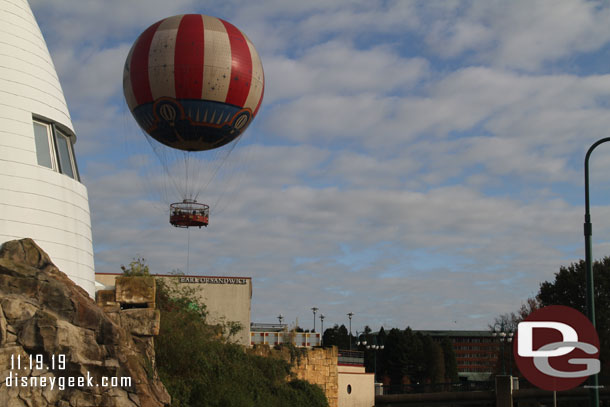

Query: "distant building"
(96, 273), (252, 346)
(0, 0), (95, 296)
(418, 330), (500, 381)
(250, 323), (322, 347)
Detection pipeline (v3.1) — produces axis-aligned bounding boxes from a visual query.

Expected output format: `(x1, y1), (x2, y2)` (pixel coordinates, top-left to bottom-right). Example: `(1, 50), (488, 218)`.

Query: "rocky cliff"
(0, 239), (170, 407)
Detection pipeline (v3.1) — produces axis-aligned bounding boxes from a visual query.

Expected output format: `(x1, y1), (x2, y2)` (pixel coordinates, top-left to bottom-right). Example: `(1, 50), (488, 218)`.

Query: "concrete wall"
(96, 273), (252, 346)
(0, 0), (95, 296)
(338, 365), (375, 407)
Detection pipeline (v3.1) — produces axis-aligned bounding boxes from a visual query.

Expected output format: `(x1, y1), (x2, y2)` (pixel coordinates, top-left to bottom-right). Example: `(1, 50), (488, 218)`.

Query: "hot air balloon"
(123, 14), (264, 228)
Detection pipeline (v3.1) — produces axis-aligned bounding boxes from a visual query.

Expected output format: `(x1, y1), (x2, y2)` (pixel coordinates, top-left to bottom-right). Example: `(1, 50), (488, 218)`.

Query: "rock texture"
(0, 239), (170, 407)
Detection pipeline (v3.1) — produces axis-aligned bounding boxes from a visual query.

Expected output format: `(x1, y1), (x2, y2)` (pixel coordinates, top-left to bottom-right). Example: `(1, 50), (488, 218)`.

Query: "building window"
(33, 121), (55, 169)
(32, 118), (79, 180)
(55, 129), (76, 178)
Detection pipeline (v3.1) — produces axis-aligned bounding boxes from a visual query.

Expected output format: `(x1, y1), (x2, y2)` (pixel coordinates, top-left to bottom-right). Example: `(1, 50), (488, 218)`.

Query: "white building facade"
(0, 0), (95, 296)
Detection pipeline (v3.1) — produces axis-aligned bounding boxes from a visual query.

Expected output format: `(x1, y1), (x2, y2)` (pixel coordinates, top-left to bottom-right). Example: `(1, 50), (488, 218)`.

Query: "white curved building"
(0, 0), (95, 296)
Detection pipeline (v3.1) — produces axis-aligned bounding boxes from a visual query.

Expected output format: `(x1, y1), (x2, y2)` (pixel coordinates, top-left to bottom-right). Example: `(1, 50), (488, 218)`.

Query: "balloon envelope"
(123, 14), (264, 151)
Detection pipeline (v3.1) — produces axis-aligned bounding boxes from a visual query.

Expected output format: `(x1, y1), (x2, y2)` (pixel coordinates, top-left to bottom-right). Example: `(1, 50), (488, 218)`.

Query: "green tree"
(377, 327), (387, 381)
(120, 257), (150, 276)
(537, 258), (610, 383)
(422, 336), (445, 384)
(322, 324), (350, 350)
(380, 328), (456, 387)
(440, 338), (458, 382)
(383, 328), (405, 385)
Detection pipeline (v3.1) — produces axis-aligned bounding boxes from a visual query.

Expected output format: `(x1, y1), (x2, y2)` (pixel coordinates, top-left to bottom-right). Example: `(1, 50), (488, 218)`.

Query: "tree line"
(322, 324), (459, 386)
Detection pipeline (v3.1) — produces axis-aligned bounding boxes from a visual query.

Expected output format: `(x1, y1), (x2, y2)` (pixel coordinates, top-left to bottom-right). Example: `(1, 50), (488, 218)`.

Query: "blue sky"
(30, 0), (610, 333)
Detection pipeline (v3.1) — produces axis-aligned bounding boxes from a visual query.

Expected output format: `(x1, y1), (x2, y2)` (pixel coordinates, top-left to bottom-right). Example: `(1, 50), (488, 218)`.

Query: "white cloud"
(423, 0), (610, 71)
(265, 41), (429, 103)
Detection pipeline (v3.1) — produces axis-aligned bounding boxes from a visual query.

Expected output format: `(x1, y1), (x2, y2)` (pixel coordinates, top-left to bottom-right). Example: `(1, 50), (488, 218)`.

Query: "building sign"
(179, 277), (248, 285)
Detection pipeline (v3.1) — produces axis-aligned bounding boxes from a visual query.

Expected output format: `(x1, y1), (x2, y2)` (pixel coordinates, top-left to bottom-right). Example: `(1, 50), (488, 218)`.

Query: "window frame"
(33, 120), (57, 170)
(32, 116), (80, 181)
(54, 127), (78, 179)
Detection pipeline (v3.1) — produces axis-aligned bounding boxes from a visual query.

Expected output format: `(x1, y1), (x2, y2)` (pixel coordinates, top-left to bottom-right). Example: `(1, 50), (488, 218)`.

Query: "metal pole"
(583, 137), (610, 407)
(348, 312), (353, 351)
(320, 314), (324, 344)
(374, 348), (377, 382)
(501, 338), (506, 376)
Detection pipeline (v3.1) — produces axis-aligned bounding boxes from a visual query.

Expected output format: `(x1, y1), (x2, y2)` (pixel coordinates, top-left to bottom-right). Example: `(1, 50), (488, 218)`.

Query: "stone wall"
(250, 345), (339, 407)
(292, 347), (339, 407)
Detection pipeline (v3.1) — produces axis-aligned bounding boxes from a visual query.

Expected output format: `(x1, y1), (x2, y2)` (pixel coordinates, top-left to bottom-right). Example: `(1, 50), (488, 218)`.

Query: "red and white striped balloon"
(123, 14), (264, 151)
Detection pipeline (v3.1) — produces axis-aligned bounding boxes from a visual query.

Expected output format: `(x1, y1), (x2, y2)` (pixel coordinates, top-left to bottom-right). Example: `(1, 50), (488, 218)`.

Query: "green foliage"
(440, 338), (458, 382)
(120, 257), (150, 276)
(322, 324), (350, 350)
(381, 328), (457, 385)
(154, 279), (328, 407)
(423, 336), (445, 384)
(156, 276), (208, 320)
(284, 379), (328, 406)
(277, 338), (308, 365)
(384, 328), (413, 384)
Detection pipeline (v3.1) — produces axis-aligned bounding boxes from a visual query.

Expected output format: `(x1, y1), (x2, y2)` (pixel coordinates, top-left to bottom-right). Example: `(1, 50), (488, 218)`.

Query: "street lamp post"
(366, 344), (384, 382)
(347, 313), (354, 350)
(583, 138), (609, 407)
(277, 314), (284, 325)
(311, 307), (318, 332)
(491, 322), (513, 375)
(357, 335), (367, 348)
(320, 314), (325, 344)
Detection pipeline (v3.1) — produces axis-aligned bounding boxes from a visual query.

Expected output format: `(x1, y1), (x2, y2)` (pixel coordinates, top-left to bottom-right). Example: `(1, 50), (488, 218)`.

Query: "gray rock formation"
(0, 239), (170, 407)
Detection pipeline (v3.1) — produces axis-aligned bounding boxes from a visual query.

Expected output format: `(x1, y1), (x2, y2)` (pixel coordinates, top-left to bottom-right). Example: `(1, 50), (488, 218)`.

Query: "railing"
(250, 331), (321, 347)
(338, 350), (364, 365)
(375, 380), (610, 406)
(380, 381), (494, 395)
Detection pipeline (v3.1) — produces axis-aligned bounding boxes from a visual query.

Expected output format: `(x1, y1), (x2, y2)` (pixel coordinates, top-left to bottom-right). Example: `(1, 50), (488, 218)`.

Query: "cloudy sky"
(30, 0), (610, 333)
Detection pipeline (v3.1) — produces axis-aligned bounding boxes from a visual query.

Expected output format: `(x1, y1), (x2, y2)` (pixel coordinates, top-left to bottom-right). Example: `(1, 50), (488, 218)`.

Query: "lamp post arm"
(585, 137), (610, 222)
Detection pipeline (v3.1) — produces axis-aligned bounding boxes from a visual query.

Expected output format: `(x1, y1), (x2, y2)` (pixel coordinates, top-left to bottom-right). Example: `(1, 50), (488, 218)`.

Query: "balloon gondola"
(123, 14), (264, 228)
(170, 199), (209, 228)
